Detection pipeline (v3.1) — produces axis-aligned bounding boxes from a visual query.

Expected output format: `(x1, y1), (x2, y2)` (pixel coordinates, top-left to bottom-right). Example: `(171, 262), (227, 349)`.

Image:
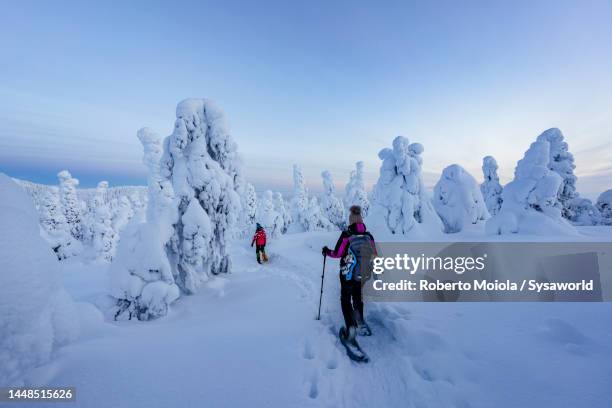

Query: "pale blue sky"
(1, 0), (611, 198)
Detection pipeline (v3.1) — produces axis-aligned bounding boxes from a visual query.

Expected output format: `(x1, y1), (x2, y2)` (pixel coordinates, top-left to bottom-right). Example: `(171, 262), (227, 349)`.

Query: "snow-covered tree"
(92, 181), (118, 261)
(480, 156), (503, 215)
(257, 190), (283, 237)
(273, 192), (291, 234)
(110, 127), (180, 321)
(238, 182), (257, 236)
(344, 161), (370, 216)
(161, 99), (241, 292)
(0, 174), (78, 385)
(290, 164), (332, 232)
(433, 164), (489, 233)
(567, 197), (601, 226)
(39, 191), (82, 260)
(596, 190), (612, 225)
(369, 136), (443, 236)
(321, 170), (345, 230)
(536, 128), (578, 219)
(57, 170), (84, 241)
(128, 191), (147, 224)
(112, 196), (134, 232)
(486, 139), (577, 235)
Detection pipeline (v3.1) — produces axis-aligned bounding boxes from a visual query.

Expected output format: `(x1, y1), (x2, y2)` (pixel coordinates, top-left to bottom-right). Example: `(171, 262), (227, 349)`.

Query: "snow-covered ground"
(16, 230), (612, 408)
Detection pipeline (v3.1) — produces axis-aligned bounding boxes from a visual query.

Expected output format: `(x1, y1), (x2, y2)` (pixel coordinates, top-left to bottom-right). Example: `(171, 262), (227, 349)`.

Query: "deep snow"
(13, 229), (612, 408)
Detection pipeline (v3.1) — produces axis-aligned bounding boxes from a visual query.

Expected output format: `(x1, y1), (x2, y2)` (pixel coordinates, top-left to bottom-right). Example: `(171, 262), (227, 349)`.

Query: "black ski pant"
(255, 245), (266, 263)
(340, 275), (363, 329)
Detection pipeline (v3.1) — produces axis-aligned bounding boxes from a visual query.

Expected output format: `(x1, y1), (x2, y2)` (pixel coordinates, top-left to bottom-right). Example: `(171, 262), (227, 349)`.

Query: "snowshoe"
(353, 310), (372, 336)
(357, 322), (372, 336)
(339, 327), (369, 363)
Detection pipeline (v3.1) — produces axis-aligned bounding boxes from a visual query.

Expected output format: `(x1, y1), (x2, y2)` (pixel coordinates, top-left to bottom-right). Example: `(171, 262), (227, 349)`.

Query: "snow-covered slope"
(21, 230), (612, 408)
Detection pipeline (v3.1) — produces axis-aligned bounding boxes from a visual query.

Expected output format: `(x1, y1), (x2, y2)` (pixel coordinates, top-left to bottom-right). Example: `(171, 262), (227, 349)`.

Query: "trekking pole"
(316, 254), (327, 320)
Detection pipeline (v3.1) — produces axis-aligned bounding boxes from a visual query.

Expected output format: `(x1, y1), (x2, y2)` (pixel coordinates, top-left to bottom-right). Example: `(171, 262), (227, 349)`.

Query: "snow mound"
(0, 174), (78, 386)
(596, 189), (612, 225)
(486, 140), (578, 236)
(433, 164), (489, 233)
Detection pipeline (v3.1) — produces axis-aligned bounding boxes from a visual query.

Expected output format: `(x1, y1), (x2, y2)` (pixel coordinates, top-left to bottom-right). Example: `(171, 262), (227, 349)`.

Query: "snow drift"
(0, 174), (78, 386)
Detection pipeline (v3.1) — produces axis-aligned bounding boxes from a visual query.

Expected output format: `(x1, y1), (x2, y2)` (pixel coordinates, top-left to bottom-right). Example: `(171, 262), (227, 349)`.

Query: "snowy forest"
(2, 98), (612, 407)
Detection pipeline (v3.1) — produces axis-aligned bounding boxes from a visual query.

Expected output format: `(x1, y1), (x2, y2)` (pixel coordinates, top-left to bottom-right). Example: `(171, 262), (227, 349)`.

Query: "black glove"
(322, 246), (330, 256)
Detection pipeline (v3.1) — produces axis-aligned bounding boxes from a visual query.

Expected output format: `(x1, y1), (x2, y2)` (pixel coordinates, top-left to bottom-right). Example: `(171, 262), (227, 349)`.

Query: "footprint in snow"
(302, 338), (315, 360)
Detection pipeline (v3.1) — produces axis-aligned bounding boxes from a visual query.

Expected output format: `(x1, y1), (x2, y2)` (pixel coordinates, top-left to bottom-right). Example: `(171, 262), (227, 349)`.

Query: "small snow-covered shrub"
(433, 164), (489, 233)
(596, 190), (612, 225)
(567, 197), (601, 226)
(0, 174), (78, 386)
(369, 136), (443, 236)
(480, 156), (503, 215)
(321, 170), (345, 230)
(344, 161), (370, 216)
(486, 139), (577, 235)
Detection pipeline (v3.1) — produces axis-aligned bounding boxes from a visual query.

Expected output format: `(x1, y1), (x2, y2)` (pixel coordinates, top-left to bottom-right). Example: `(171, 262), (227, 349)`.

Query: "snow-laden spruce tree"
(0, 174), (78, 385)
(536, 128), (578, 219)
(57, 170), (84, 241)
(369, 136), (443, 236)
(39, 191), (82, 260)
(344, 161), (370, 216)
(239, 182), (257, 236)
(290, 164), (332, 232)
(486, 139), (577, 235)
(111, 196), (134, 232)
(92, 181), (118, 261)
(433, 164), (489, 233)
(128, 191), (147, 223)
(273, 192), (292, 234)
(257, 190), (283, 237)
(480, 156), (503, 215)
(321, 170), (346, 230)
(160, 99), (241, 292)
(596, 190), (612, 225)
(110, 127), (180, 320)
